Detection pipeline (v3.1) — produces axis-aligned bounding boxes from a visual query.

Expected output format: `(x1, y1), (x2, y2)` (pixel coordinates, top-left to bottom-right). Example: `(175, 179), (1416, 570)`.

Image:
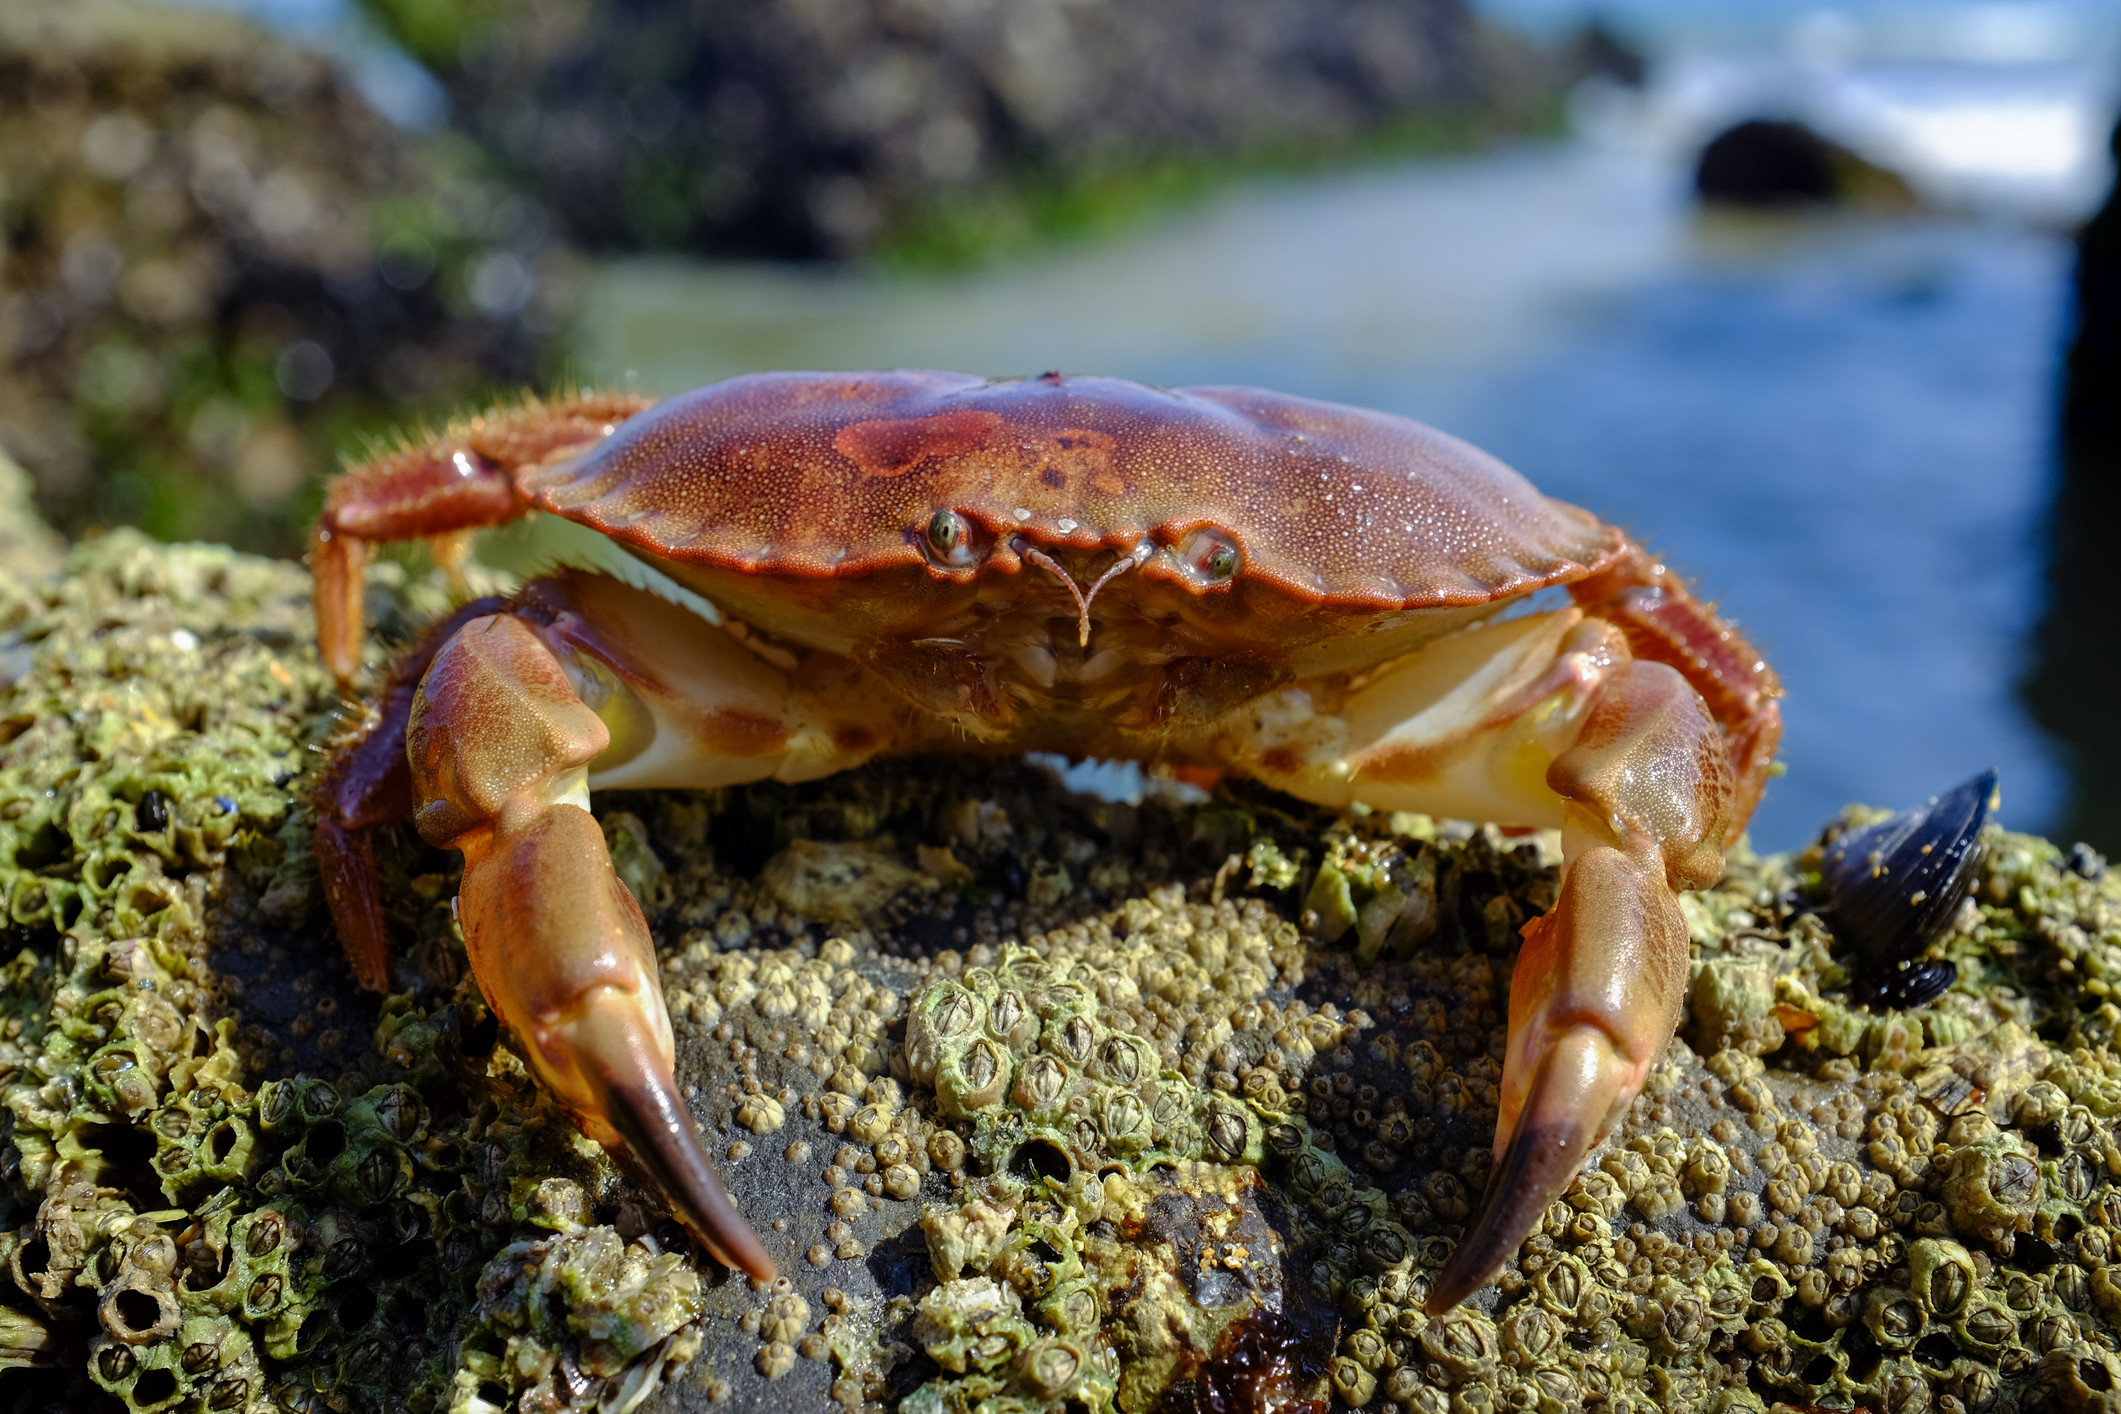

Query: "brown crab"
(310, 371), (1780, 1311)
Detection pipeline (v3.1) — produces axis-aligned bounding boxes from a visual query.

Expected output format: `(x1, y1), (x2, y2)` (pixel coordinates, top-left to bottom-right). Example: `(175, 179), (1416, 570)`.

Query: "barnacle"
(868, 792), (2121, 1414)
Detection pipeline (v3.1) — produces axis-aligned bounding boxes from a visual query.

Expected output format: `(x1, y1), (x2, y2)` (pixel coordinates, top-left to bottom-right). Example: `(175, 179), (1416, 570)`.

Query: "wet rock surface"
(1692, 118), (1918, 212)
(354, 0), (1566, 261)
(0, 0), (561, 554)
(7, 508), (2121, 1413)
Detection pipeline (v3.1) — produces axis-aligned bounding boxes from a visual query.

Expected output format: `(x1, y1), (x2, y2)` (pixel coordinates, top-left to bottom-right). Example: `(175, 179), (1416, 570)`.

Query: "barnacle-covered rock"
(846, 777), (2121, 1414)
(909, 1276), (1033, 1376)
(22, 479), (2121, 1414)
(0, 530), (706, 1413)
(462, 1226), (705, 1410)
(0, 0), (562, 555)
(904, 945), (1276, 1185)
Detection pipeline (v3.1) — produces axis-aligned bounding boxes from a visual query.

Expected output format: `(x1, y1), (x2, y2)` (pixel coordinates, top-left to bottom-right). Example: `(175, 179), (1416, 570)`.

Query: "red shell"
(518, 371), (1622, 608)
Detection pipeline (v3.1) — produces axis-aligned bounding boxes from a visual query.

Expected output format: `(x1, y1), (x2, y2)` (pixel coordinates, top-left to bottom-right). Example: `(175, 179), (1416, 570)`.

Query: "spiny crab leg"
(405, 609), (776, 1280)
(310, 391), (655, 688)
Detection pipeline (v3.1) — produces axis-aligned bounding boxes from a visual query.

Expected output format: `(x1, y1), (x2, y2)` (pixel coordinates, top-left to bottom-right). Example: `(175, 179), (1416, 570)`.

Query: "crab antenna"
(1018, 541), (1148, 647)
(1075, 550), (1148, 644)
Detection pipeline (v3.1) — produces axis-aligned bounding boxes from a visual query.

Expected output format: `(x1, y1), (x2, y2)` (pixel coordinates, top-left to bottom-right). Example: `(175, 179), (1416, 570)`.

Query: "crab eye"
(924, 509), (978, 567)
(1177, 528), (1243, 585)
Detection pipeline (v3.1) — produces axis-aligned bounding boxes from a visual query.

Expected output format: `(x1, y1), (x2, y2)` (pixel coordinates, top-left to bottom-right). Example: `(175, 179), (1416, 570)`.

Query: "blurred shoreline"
(11, 0), (2116, 852)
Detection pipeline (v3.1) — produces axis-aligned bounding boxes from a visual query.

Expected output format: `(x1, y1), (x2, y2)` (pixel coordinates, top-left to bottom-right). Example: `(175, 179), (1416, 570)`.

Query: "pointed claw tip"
(1422, 1265), (1486, 1317)
(599, 1075), (776, 1283)
(1426, 1113), (1602, 1316)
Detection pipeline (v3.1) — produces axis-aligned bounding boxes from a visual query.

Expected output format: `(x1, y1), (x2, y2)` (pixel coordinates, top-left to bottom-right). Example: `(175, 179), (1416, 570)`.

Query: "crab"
(310, 370), (1780, 1312)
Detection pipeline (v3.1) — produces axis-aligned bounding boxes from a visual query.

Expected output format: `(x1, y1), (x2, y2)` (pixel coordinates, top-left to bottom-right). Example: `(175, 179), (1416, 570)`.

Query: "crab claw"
(406, 610), (780, 1282)
(1426, 1029), (1630, 1313)
(455, 801), (778, 1283)
(566, 984), (777, 1282)
(1427, 825), (1689, 1314)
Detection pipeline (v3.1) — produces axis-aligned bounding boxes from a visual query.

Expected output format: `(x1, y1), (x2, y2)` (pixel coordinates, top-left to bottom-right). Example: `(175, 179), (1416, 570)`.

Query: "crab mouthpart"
(566, 986), (777, 1282)
(1016, 539), (1149, 647)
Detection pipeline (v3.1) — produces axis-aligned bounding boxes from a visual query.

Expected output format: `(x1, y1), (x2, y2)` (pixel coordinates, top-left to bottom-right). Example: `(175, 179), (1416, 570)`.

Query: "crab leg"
(1570, 538), (1782, 828)
(402, 573), (898, 1280)
(1221, 608), (1735, 1312)
(311, 392), (654, 687)
(1429, 655), (1729, 1312)
(315, 596), (511, 990)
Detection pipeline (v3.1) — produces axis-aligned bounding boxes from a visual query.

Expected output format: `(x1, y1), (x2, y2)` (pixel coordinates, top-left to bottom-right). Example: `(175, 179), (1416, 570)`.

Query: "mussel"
(1822, 768), (1997, 1009)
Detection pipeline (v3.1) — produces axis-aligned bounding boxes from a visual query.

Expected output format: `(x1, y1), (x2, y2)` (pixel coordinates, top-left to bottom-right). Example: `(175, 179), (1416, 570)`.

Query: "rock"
(0, 534), (693, 1414)
(2024, 105), (2121, 855)
(759, 839), (923, 924)
(2063, 111), (2121, 472)
(1694, 117), (1916, 210)
(0, 448), (61, 581)
(0, 0), (564, 555)
(9, 525), (2121, 1413)
(354, 0), (1568, 260)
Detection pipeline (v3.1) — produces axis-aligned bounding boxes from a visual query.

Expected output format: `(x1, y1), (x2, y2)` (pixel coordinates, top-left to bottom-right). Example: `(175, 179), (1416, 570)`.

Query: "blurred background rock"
(352, 0), (1588, 264)
(0, 0), (564, 555)
(1691, 117), (1916, 210)
(2024, 109), (2121, 865)
(0, 0), (1597, 556)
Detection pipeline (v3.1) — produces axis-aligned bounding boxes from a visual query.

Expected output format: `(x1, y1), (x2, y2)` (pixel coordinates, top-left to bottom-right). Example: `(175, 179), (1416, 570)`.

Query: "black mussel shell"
(1865, 958), (1959, 1010)
(1823, 768), (1997, 1009)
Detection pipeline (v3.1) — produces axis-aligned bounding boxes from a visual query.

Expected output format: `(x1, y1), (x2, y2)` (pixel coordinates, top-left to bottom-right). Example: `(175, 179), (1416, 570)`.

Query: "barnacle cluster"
(844, 815), (1560, 1414)
(635, 785), (1548, 1411)
(0, 525), (703, 1413)
(709, 791), (2121, 1414)
(1239, 813), (2121, 1414)
(895, 920), (1295, 1413)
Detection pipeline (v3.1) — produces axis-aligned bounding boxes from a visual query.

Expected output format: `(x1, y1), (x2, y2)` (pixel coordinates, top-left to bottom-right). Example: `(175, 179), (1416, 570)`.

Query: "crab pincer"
(408, 610), (777, 1280)
(1421, 659), (1734, 1312)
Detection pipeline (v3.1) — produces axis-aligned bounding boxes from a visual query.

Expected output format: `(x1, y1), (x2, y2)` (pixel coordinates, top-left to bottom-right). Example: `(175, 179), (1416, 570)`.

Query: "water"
(171, 0), (2097, 850)
(1447, 219), (2074, 850)
(572, 138), (2078, 852)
